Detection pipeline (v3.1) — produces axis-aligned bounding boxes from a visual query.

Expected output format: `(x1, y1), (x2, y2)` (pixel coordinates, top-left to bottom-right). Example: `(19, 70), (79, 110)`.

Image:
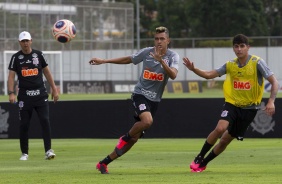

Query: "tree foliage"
(115, 0), (282, 38)
(263, 0), (282, 36)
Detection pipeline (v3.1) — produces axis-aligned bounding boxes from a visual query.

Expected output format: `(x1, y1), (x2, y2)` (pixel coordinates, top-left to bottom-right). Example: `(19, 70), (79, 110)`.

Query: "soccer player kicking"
(183, 34), (279, 172)
(89, 26), (179, 174)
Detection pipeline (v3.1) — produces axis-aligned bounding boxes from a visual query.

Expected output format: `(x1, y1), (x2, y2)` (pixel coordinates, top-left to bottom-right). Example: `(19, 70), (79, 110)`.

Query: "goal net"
(2, 50), (63, 95)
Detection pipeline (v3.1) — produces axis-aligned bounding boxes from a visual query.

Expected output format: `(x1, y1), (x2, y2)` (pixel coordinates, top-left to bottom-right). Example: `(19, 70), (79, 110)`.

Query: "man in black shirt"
(8, 31), (59, 161)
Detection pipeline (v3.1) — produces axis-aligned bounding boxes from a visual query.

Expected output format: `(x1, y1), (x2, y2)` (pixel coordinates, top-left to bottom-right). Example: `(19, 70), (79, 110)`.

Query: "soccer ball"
(52, 19), (76, 43)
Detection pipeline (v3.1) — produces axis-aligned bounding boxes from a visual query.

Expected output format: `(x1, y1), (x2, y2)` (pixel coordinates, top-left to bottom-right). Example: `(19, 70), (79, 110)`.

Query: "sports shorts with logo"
(131, 93), (159, 122)
(220, 102), (258, 140)
(17, 88), (49, 111)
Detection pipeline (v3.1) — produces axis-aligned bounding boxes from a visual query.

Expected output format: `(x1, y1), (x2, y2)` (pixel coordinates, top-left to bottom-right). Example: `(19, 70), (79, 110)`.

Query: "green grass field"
(1, 89), (281, 183)
(0, 138), (281, 184)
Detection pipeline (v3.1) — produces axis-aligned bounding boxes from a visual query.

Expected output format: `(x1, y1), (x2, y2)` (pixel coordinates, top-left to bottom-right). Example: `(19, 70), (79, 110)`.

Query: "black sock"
(122, 132), (132, 142)
(100, 155), (113, 165)
(200, 150), (218, 167)
(198, 140), (213, 158)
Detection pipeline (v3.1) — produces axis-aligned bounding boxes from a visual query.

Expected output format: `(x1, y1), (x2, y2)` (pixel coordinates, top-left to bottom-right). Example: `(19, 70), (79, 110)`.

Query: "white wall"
(2, 47), (282, 83)
(61, 47), (282, 81)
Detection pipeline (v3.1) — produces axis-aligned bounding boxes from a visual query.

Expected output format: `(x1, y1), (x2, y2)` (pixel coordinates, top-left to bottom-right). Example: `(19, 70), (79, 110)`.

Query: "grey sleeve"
(130, 47), (151, 65)
(215, 63), (226, 77)
(170, 52), (180, 70)
(257, 59), (274, 79)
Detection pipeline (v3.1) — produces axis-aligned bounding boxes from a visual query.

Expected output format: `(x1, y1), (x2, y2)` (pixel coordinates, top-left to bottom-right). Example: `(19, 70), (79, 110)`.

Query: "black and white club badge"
(0, 106), (9, 133)
(250, 102), (275, 135)
(32, 53), (38, 58)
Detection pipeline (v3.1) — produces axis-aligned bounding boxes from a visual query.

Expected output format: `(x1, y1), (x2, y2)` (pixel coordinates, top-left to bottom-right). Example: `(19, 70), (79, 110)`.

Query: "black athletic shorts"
(17, 94), (49, 111)
(131, 93), (159, 122)
(220, 102), (258, 141)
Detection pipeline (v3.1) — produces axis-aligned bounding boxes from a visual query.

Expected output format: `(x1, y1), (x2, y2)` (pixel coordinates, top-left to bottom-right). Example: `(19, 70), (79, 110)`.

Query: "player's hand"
(51, 90), (59, 103)
(263, 101), (275, 116)
(89, 58), (104, 65)
(8, 93), (16, 104)
(150, 46), (164, 62)
(183, 57), (195, 71)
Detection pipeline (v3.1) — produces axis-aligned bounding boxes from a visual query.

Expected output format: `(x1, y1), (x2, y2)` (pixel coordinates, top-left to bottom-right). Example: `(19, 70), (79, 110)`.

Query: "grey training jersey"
(131, 47), (179, 102)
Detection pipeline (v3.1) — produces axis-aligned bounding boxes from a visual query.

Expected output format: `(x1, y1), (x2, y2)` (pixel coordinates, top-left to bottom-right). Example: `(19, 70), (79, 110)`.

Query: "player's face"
(19, 39), (32, 53)
(154, 32), (170, 50)
(233, 43), (249, 59)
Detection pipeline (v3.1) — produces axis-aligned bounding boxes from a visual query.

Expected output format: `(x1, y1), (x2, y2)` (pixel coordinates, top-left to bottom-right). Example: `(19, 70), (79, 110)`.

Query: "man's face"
(233, 43), (249, 58)
(154, 32), (170, 51)
(19, 39), (32, 51)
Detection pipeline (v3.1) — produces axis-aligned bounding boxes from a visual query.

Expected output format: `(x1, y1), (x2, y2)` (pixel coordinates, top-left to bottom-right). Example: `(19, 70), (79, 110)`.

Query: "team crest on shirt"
(221, 110), (228, 117)
(139, 104), (146, 111)
(163, 58), (169, 65)
(155, 57), (169, 68)
(32, 57), (39, 65)
(31, 53), (39, 65)
(18, 55), (24, 59)
(250, 102), (275, 135)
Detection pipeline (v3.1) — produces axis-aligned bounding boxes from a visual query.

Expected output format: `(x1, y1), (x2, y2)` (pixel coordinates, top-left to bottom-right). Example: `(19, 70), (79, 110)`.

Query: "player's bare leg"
(191, 130), (235, 172)
(212, 131), (234, 155)
(190, 120), (229, 170)
(96, 112), (152, 174)
(129, 112), (153, 136)
(108, 133), (141, 160)
(206, 120), (229, 145)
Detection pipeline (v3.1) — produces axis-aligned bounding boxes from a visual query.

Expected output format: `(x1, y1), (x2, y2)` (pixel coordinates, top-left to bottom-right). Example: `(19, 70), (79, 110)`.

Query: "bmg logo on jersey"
(233, 80), (251, 90)
(143, 70), (164, 81)
(21, 68), (38, 77)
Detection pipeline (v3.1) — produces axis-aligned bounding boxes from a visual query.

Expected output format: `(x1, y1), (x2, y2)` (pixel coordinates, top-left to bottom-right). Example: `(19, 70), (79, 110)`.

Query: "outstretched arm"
(183, 57), (219, 79)
(89, 56), (132, 65)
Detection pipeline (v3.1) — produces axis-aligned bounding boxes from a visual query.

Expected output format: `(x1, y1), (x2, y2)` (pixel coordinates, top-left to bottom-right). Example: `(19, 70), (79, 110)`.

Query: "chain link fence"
(0, 0), (134, 51)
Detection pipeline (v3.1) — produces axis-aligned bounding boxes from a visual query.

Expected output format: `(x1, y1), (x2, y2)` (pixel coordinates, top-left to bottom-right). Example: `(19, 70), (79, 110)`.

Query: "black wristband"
(8, 91), (15, 95)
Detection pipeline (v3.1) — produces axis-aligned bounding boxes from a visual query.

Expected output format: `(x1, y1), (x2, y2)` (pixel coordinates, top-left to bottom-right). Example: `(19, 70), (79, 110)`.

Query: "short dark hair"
(233, 34), (249, 45)
(155, 26), (169, 37)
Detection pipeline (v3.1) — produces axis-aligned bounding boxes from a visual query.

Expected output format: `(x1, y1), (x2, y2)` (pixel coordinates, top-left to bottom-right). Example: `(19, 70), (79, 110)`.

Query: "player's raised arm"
(89, 56), (132, 65)
(183, 57), (219, 79)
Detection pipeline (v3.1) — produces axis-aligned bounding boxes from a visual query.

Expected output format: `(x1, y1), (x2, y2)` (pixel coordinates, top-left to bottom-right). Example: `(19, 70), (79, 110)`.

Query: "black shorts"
(131, 93), (159, 122)
(220, 102), (258, 140)
(17, 94), (49, 111)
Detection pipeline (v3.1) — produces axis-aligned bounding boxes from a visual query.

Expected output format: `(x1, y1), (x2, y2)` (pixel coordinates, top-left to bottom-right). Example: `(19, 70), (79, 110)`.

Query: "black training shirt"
(8, 49), (48, 90)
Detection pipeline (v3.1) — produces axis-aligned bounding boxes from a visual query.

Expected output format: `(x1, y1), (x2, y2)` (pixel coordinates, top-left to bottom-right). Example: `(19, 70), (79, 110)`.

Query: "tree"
(263, 0), (282, 36)
(156, 0), (188, 38)
(184, 0), (269, 37)
(90, 0), (282, 38)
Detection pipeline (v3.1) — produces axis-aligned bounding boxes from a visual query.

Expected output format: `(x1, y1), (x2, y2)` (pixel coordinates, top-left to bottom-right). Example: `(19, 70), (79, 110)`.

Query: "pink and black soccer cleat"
(96, 162), (109, 174)
(191, 165), (206, 173)
(190, 156), (203, 170)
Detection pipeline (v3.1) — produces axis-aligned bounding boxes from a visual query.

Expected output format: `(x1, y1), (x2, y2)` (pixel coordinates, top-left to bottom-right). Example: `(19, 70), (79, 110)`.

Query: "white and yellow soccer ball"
(52, 19), (76, 43)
